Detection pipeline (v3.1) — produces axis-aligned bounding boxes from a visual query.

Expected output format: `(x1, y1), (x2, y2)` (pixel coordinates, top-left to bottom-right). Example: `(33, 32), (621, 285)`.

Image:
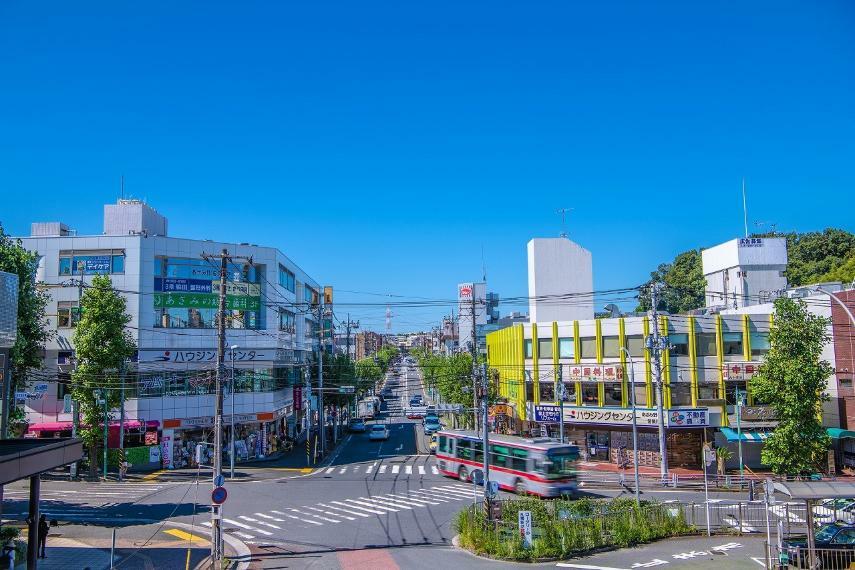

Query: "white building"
(19, 200), (322, 468)
(458, 282), (487, 353)
(702, 237), (788, 310)
(527, 237), (594, 323)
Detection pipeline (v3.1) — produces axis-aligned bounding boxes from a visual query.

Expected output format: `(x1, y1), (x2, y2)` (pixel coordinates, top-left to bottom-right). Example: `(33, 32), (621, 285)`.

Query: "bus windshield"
(536, 448), (579, 479)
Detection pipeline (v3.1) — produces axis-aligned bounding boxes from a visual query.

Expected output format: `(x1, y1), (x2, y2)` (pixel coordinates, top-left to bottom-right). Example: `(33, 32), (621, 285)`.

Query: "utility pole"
(557, 365), (565, 444)
(343, 314), (359, 361)
(317, 298), (325, 456)
(470, 291), (479, 436)
(70, 261), (85, 479)
(201, 248), (251, 565)
(118, 359), (127, 481)
(647, 282), (669, 481)
(481, 362), (491, 517)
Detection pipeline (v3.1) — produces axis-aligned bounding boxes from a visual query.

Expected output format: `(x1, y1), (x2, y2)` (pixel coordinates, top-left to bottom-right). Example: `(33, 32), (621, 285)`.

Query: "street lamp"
(811, 286), (855, 326)
(229, 345), (238, 479)
(618, 347), (641, 505)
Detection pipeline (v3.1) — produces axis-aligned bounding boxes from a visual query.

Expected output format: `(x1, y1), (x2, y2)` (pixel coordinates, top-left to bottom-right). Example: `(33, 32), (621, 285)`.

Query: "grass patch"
(454, 497), (695, 562)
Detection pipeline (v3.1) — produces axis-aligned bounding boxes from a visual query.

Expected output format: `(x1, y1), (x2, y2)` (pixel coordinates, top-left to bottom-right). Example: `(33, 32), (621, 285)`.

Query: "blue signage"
(534, 405), (562, 423)
(154, 278), (213, 293)
(82, 256), (111, 272)
(211, 486), (228, 505)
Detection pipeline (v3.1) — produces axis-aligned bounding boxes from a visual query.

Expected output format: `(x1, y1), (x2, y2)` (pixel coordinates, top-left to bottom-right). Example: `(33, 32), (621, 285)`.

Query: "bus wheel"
(514, 479), (527, 495)
(458, 466), (468, 482)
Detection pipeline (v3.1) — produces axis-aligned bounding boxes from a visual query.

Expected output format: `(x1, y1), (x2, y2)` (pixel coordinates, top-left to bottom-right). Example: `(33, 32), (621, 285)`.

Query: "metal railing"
(769, 543), (855, 569)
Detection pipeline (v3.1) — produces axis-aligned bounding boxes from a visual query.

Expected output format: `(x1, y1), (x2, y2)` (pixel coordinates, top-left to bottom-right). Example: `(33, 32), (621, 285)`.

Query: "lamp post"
(229, 344), (238, 479)
(811, 286), (855, 326)
(618, 347), (641, 505)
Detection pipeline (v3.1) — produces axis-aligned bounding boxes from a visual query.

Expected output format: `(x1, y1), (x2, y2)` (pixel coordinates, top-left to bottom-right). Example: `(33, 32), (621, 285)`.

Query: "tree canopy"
(748, 297), (833, 475)
(0, 224), (52, 435)
(636, 249), (705, 313)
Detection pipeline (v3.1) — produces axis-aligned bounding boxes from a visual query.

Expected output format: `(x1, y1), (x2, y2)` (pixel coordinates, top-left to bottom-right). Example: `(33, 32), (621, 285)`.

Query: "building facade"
(18, 200), (322, 468)
(527, 237), (594, 323)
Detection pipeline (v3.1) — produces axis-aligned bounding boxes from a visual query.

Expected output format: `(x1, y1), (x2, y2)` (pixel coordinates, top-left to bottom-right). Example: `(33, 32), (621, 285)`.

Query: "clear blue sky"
(1, 1), (853, 332)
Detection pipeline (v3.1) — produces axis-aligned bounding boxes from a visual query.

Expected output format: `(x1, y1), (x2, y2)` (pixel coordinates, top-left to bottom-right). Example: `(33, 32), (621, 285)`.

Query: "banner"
(533, 405), (709, 427)
(153, 292), (261, 311)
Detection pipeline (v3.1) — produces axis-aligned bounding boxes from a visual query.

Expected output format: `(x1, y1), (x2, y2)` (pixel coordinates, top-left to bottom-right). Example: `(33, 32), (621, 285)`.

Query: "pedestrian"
(119, 460), (129, 480)
(38, 514), (50, 558)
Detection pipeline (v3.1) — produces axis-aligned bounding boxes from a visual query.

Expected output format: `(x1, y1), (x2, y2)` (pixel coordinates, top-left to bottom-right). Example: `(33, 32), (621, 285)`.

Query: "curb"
(167, 521), (251, 570)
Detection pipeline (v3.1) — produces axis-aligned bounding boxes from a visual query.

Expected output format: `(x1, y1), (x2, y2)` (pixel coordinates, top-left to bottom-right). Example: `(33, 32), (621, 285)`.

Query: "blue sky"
(1, 1), (853, 332)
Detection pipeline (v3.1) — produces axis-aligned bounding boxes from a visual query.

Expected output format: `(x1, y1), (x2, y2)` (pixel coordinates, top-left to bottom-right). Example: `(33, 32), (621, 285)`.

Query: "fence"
(768, 543), (855, 569)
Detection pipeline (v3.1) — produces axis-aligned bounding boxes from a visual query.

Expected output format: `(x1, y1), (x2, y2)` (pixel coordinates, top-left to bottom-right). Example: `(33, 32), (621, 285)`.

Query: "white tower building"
(527, 237), (594, 323)
(701, 237), (788, 309)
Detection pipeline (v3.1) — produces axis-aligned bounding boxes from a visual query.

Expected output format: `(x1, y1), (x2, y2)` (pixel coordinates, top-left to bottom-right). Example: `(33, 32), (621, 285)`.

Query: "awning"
(27, 420), (160, 432)
(720, 427), (771, 442)
(774, 480), (855, 501)
(827, 428), (855, 440)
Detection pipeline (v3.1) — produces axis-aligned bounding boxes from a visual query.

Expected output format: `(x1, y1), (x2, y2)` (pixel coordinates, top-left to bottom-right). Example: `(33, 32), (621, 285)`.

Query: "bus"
(435, 430), (580, 498)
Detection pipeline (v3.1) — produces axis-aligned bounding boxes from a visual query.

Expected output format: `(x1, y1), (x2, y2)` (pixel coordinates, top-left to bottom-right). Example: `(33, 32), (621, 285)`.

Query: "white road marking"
(366, 463), (376, 474)
(326, 467), (335, 474)
(305, 506), (355, 520)
(346, 498), (399, 512)
(433, 486), (474, 497)
(556, 564), (628, 570)
(405, 466), (413, 475)
(387, 493), (438, 505)
(291, 508), (340, 523)
(426, 488), (465, 499)
(392, 465), (400, 474)
(271, 510), (312, 523)
(408, 490), (450, 502)
(339, 467), (347, 474)
(256, 513), (284, 522)
(238, 515), (282, 529)
(334, 500), (387, 515)
(235, 532), (254, 540)
(379, 465), (387, 474)
(418, 465), (426, 475)
(722, 515), (757, 533)
(318, 503), (369, 518)
(374, 495), (426, 508)
(224, 518), (273, 536)
(431, 466), (439, 475)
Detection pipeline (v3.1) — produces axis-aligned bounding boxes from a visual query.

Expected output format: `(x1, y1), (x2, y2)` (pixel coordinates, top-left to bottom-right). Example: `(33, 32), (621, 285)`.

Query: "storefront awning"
(828, 428), (855, 440)
(27, 420), (160, 432)
(720, 427), (771, 442)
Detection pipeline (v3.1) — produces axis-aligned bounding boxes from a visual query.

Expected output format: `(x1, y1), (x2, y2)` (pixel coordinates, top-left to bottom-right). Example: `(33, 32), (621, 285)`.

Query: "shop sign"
(293, 386), (302, 410)
(145, 431), (158, 445)
(739, 237), (764, 248)
(458, 283), (473, 301)
(149, 445), (161, 463)
(738, 406), (777, 422)
(161, 434), (173, 468)
(666, 408), (710, 427)
(489, 404), (509, 417)
(518, 511), (533, 548)
(140, 349), (273, 363)
(212, 280), (261, 297)
(564, 406), (661, 426)
(154, 278), (212, 294)
(533, 405), (562, 423)
(569, 365), (624, 382)
(723, 362), (759, 381)
(81, 256), (111, 272)
(153, 292), (261, 311)
(25, 383), (49, 400)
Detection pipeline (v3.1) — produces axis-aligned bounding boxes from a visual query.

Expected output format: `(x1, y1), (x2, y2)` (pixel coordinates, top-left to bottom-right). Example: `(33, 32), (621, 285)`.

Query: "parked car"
(369, 424), (390, 441)
(784, 523), (855, 568)
(348, 419), (366, 433)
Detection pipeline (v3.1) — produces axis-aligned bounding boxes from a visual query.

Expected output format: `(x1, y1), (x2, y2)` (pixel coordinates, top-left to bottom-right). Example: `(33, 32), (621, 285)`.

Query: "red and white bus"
(435, 430), (580, 498)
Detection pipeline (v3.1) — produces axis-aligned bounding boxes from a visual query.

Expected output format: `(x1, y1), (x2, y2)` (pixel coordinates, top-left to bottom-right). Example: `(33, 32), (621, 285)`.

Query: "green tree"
(323, 354), (356, 407)
(820, 254), (855, 285)
(636, 249), (706, 313)
(375, 345), (399, 373)
(71, 275), (136, 477)
(0, 225), (52, 436)
(748, 297), (833, 475)
(355, 357), (382, 395)
(754, 228), (855, 286)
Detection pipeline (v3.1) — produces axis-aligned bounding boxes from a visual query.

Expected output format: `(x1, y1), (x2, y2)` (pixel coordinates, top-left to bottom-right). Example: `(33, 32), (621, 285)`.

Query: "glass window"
(491, 444), (510, 468)
(279, 309), (295, 332)
(438, 435), (449, 454)
(580, 338), (597, 359)
(511, 447), (528, 471)
(669, 384), (692, 406)
(538, 338), (553, 359)
(111, 255), (125, 273)
(304, 286), (319, 306)
(602, 336), (620, 358)
(696, 333), (717, 357)
(632, 383), (648, 406)
(723, 332), (743, 356)
(669, 333), (690, 356)
(581, 384), (598, 405)
(278, 265), (296, 292)
(558, 337), (574, 358)
(603, 383), (622, 406)
(57, 302), (80, 328)
(455, 439), (471, 460)
(698, 382), (720, 401)
(539, 382), (555, 401)
(524, 339), (532, 358)
(525, 381), (534, 402)
(59, 257), (72, 275)
(625, 335), (644, 358)
(750, 332), (770, 357)
(725, 382), (747, 406)
(561, 381), (576, 402)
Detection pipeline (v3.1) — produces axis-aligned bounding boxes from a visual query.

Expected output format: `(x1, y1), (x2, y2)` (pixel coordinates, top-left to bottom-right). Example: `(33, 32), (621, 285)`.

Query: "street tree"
(355, 357), (382, 395)
(749, 297), (833, 475)
(375, 345), (399, 373)
(71, 275), (136, 477)
(0, 224), (52, 436)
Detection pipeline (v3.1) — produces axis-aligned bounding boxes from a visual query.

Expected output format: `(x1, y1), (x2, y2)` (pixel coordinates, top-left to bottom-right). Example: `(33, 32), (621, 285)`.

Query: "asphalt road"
(0, 358), (791, 569)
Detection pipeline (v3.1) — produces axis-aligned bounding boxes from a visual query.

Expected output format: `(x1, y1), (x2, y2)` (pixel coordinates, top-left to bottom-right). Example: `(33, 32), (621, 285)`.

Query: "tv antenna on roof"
(556, 207), (573, 238)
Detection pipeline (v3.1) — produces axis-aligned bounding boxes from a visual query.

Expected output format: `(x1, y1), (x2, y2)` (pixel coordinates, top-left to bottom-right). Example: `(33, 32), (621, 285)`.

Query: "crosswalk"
(319, 461), (439, 478)
(206, 483), (478, 541)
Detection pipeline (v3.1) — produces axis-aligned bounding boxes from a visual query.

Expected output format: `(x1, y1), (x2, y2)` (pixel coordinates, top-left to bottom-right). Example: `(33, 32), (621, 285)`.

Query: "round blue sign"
(214, 474), (225, 487)
(211, 486), (228, 505)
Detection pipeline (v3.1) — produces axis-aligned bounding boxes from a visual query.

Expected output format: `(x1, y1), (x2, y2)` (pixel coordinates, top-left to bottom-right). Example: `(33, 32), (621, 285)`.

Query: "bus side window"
(511, 448), (528, 471)
(456, 439), (471, 460)
(491, 445), (509, 468)
(474, 441), (484, 463)
(438, 435), (448, 454)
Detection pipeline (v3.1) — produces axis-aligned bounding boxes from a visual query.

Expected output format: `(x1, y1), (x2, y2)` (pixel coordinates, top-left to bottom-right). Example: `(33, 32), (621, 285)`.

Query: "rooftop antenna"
(481, 244), (487, 283)
(741, 177), (748, 238)
(556, 207), (573, 238)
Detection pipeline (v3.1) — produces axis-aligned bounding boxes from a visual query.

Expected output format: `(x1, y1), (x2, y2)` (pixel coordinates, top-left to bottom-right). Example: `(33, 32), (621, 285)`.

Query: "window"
(278, 265), (296, 292)
(603, 383), (622, 406)
(625, 335), (644, 358)
(439, 435), (450, 454)
(723, 332), (743, 356)
(558, 337), (574, 358)
(698, 382), (720, 401)
(539, 382), (555, 401)
(580, 338), (597, 359)
(633, 383), (648, 406)
(57, 301), (80, 328)
(279, 309), (296, 333)
(59, 251), (125, 275)
(669, 333), (690, 356)
(669, 384), (692, 406)
(524, 339), (532, 359)
(696, 333), (717, 357)
(602, 336), (620, 358)
(725, 382), (747, 406)
(750, 332), (770, 357)
(831, 529), (855, 545)
(561, 381), (576, 402)
(304, 286), (319, 306)
(491, 444), (510, 468)
(510, 448), (528, 471)
(525, 381), (534, 402)
(581, 384), (598, 405)
(473, 441), (484, 463)
(455, 439), (471, 460)
(537, 338), (553, 359)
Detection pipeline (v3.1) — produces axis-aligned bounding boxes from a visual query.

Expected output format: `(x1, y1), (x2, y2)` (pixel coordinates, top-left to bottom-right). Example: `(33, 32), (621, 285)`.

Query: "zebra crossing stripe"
(405, 466), (413, 475)
(238, 515), (282, 530)
(339, 467), (347, 474)
(431, 466), (439, 475)
(426, 488), (465, 500)
(291, 508), (340, 523)
(366, 463), (376, 474)
(332, 500), (386, 515)
(224, 518), (273, 536)
(418, 465), (426, 475)
(409, 490), (453, 502)
(347, 498), (400, 512)
(379, 465), (387, 474)
(392, 465), (400, 474)
(271, 510), (319, 524)
(374, 495), (425, 508)
(433, 485), (472, 495)
(388, 493), (438, 506)
(256, 513), (284, 522)
(359, 496), (414, 510)
(318, 503), (369, 518)
(305, 506), (355, 521)
(235, 532), (254, 540)
(326, 467), (335, 474)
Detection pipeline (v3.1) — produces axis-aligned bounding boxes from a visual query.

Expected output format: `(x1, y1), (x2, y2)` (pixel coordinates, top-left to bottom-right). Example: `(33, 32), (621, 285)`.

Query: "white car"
(369, 424), (390, 441)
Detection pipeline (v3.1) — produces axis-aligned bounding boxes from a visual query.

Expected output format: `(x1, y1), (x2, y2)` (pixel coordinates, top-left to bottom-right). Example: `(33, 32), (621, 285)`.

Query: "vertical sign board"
(518, 510), (533, 548)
